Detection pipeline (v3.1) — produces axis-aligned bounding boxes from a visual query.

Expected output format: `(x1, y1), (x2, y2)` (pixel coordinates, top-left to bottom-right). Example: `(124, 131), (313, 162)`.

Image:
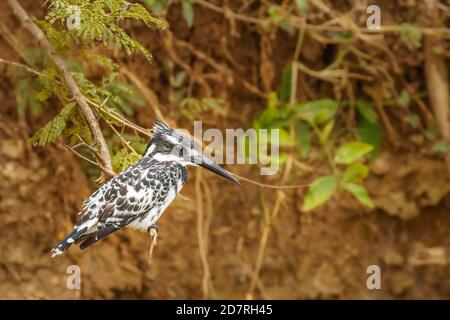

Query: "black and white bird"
(51, 120), (239, 257)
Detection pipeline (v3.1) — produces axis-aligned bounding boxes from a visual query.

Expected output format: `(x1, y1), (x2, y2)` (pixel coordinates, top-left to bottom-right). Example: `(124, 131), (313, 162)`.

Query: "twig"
(399, 77), (435, 122)
(423, 0), (450, 146)
(64, 144), (115, 177)
(0, 20), (30, 63)
(119, 66), (167, 123)
(195, 169), (215, 298)
(0, 58), (41, 76)
(8, 0), (114, 179)
(64, 144), (98, 167)
(375, 98), (399, 147)
(75, 134), (99, 154)
(234, 173), (311, 189)
(246, 190), (285, 299)
(246, 158), (293, 299)
(84, 97), (151, 137)
(148, 228), (158, 266)
(106, 121), (138, 154)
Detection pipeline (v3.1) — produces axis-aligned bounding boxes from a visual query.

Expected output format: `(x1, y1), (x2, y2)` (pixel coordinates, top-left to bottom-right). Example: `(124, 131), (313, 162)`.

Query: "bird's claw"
(147, 224), (158, 237)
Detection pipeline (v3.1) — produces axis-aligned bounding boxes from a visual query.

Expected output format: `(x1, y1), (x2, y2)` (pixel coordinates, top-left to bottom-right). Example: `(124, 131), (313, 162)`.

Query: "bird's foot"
(147, 224), (158, 266)
(147, 224), (158, 235)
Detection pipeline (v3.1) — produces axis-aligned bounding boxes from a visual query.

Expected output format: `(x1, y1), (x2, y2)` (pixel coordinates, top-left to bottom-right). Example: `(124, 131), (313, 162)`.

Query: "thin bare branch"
(107, 121), (138, 154)
(64, 144), (115, 177)
(119, 66), (167, 123)
(0, 58), (41, 76)
(234, 173), (311, 189)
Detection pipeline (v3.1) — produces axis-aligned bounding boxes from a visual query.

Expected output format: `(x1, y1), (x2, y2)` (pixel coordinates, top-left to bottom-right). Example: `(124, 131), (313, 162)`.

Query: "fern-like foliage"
(112, 148), (142, 172)
(30, 102), (76, 146)
(44, 0), (165, 60)
(18, 0), (160, 180)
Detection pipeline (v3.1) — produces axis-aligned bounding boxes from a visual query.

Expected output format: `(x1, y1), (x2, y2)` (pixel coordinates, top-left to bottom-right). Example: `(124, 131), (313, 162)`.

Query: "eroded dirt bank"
(2, 107), (450, 299)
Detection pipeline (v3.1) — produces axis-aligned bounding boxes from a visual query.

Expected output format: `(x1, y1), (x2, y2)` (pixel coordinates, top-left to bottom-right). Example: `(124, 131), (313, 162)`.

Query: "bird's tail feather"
(51, 227), (87, 258)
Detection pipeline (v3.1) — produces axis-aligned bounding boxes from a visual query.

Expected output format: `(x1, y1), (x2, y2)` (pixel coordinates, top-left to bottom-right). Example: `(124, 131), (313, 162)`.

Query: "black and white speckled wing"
(75, 158), (187, 249)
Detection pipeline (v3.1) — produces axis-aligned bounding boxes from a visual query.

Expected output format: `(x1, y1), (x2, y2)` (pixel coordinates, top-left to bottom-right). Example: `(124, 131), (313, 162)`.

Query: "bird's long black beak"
(198, 155), (240, 185)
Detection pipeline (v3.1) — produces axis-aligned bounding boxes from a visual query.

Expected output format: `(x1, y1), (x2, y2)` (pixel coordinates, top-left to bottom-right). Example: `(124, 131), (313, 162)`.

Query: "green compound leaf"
(112, 148), (142, 173)
(29, 102), (76, 147)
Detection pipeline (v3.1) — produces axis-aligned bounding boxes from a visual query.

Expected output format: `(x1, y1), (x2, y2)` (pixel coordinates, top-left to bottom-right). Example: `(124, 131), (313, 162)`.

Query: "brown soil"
(1, 1), (450, 299)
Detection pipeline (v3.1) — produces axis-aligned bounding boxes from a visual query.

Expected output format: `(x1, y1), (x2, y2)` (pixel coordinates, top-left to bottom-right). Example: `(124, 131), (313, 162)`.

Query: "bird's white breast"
(128, 187), (178, 231)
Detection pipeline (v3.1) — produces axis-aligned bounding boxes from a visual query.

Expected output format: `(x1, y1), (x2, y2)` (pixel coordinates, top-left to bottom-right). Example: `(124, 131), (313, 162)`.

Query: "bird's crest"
(144, 119), (177, 156)
(152, 119), (172, 139)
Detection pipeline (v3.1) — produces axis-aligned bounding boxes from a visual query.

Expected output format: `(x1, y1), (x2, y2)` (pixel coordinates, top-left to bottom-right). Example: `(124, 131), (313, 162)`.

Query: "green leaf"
(278, 19), (293, 33)
(112, 148), (142, 173)
(333, 31), (354, 42)
(334, 141), (374, 164)
(278, 64), (292, 104)
(36, 89), (52, 102)
(30, 102), (76, 146)
(294, 99), (338, 125)
(254, 92), (286, 129)
(181, 0), (194, 28)
(356, 99), (378, 124)
(16, 78), (36, 114)
(425, 123), (439, 140)
(405, 114), (420, 128)
(432, 141), (448, 153)
(297, 121), (311, 158)
(267, 91), (278, 110)
(398, 23), (422, 48)
(302, 175), (338, 212)
(173, 71), (187, 87)
(278, 128), (298, 147)
(318, 119), (334, 144)
(143, 0), (167, 14)
(343, 182), (374, 208)
(398, 90), (411, 108)
(343, 162), (369, 183)
(295, 0), (309, 15)
(357, 117), (382, 160)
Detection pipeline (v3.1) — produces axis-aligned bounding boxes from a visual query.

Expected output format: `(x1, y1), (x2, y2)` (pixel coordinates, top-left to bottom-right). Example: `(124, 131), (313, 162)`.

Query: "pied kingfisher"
(51, 120), (239, 257)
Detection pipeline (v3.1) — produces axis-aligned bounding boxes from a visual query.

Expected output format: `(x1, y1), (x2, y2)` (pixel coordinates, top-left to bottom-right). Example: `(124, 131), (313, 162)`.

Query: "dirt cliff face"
(2, 109), (450, 299)
(1, 0), (450, 299)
